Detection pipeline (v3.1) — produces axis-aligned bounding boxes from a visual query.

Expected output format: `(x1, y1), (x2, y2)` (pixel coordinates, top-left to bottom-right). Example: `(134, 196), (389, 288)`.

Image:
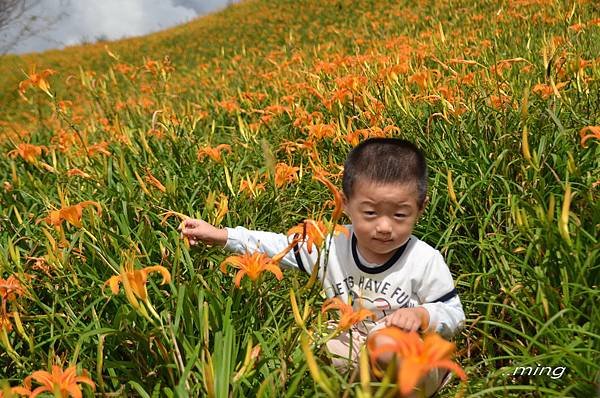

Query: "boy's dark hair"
(342, 138), (428, 207)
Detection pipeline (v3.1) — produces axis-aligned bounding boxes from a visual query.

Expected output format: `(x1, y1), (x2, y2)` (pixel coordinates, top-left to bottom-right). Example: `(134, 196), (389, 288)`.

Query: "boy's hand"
(179, 218), (228, 247)
(384, 307), (429, 332)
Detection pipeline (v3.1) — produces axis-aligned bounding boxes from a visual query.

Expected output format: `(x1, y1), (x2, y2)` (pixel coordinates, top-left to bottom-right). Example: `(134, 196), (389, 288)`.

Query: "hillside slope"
(0, 0), (598, 396)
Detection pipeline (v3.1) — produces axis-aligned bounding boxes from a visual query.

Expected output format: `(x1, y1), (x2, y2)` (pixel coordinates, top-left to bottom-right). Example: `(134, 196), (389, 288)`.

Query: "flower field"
(0, 0), (599, 396)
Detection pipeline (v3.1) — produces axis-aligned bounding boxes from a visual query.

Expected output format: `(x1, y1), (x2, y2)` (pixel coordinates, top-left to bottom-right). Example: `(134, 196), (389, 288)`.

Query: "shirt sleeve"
(224, 226), (318, 273)
(416, 251), (465, 339)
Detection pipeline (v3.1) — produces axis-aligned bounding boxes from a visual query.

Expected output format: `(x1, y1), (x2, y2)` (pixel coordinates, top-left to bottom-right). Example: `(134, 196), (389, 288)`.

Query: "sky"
(1, 0), (239, 55)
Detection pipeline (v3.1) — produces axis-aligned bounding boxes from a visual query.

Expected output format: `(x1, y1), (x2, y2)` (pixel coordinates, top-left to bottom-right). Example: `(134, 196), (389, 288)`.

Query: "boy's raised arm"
(179, 218), (228, 246)
(180, 219), (318, 272)
(224, 226), (318, 272)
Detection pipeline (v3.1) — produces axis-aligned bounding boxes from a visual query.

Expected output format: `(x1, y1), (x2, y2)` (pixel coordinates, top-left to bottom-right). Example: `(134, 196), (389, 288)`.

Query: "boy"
(181, 138), (465, 396)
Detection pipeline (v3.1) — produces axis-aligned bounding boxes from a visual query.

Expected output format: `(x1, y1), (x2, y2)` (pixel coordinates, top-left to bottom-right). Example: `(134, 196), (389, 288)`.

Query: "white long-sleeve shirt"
(224, 224), (465, 338)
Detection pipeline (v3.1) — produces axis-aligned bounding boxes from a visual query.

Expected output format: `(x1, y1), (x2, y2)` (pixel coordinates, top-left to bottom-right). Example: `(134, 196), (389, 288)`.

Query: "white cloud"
(1, 0), (238, 54)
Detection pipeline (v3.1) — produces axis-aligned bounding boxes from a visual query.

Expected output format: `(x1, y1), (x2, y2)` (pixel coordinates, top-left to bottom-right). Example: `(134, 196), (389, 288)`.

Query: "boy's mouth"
(374, 237), (393, 243)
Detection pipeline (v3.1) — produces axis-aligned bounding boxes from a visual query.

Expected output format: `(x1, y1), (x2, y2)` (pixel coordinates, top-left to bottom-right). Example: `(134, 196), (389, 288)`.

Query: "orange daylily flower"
(57, 100), (73, 113)
(85, 142), (112, 157)
(220, 252), (283, 287)
(220, 239), (298, 288)
(18, 65), (56, 98)
(321, 297), (376, 331)
(197, 144), (232, 163)
(342, 129), (371, 147)
(44, 201), (102, 230)
(0, 276), (24, 303)
(159, 210), (191, 247)
(408, 70), (431, 89)
(239, 173), (266, 198)
(307, 123), (337, 140)
(113, 63), (134, 75)
(274, 162), (300, 188)
(313, 174), (344, 223)
(569, 23), (585, 32)
(160, 210), (189, 225)
(367, 328), (467, 397)
(51, 129), (79, 153)
(263, 104), (290, 115)
(216, 99), (240, 113)
(579, 126), (600, 147)
(7, 143), (47, 163)
(0, 275), (26, 332)
(105, 263), (171, 311)
(489, 94), (513, 110)
(1, 382), (32, 397)
(21, 365), (95, 398)
(143, 59), (160, 74)
(287, 219), (349, 254)
(532, 82), (567, 99)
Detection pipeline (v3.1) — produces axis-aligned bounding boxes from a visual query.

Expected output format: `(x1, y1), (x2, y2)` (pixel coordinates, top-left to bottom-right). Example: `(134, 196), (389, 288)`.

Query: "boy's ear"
(341, 192), (349, 215)
(418, 195), (430, 215)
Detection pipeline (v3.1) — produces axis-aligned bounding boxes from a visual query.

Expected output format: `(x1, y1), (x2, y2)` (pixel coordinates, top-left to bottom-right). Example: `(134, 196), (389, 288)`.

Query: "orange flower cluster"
(0, 275), (24, 332)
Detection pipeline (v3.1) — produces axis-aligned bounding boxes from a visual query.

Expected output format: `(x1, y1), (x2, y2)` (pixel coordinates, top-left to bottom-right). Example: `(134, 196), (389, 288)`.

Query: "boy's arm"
(417, 252), (466, 339)
(224, 226), (319, 272)
(419, 295), (465, 339)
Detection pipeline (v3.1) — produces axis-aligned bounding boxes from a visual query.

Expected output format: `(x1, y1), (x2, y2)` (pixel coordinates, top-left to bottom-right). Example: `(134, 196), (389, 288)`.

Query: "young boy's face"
(342, 179), (425, 264)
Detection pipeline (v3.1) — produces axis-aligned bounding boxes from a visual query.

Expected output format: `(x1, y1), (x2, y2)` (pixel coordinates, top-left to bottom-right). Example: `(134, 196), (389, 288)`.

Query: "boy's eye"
(363, 211), (376, 216)
(395, 214), (406, 218)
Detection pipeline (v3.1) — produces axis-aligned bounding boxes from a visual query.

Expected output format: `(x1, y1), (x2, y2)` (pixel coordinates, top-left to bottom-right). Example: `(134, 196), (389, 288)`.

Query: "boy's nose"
(375, 220), (392, 234)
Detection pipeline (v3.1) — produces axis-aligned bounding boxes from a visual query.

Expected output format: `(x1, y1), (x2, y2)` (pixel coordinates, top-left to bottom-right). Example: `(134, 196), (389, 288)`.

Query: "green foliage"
(0, 0), (599, 396)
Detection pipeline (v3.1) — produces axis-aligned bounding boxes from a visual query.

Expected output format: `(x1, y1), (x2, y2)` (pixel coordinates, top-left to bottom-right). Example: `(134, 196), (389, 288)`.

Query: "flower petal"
(105, 276), (122, 295)
(142, 265), (171, 285)
(262, 263), (283, 281)
(398, 359), (428, 396)
(233, 270), (247, 287)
